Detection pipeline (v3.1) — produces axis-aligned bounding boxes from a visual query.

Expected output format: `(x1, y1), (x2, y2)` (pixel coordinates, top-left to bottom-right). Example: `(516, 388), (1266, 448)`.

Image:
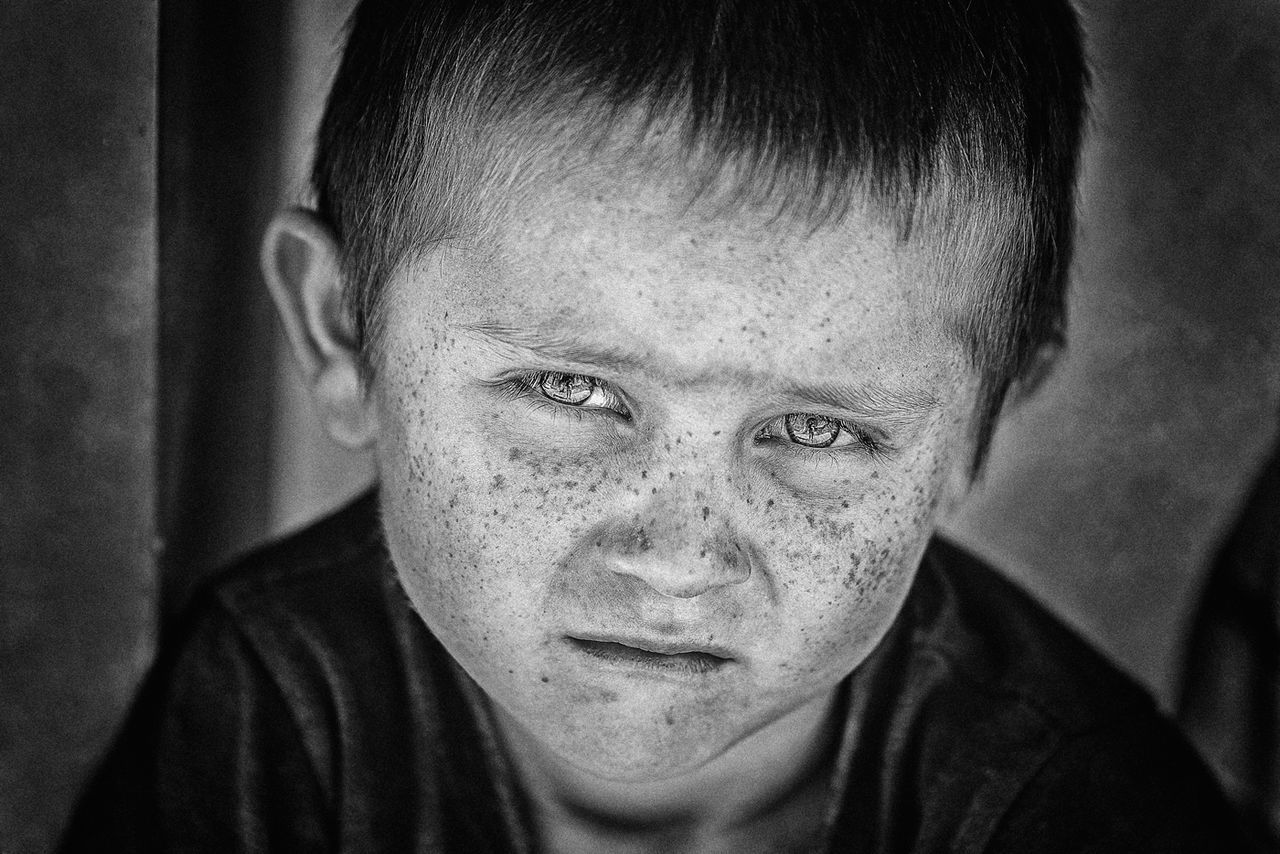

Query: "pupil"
(540, 373), (593, 405)
(784, 413), (840, 448)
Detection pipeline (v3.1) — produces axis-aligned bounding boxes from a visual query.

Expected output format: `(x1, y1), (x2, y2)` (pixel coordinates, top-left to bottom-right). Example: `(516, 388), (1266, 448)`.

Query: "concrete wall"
(0, 2), (158, 850)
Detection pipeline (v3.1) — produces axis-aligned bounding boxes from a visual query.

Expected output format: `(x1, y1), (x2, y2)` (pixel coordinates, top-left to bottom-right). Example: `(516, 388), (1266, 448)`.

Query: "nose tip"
(607, 530), (752, 599)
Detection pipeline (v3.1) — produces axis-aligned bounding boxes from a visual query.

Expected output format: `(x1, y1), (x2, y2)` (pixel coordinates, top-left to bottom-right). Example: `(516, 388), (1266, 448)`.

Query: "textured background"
(0, 2), (157, 851)
(2, 0), (1279, 850)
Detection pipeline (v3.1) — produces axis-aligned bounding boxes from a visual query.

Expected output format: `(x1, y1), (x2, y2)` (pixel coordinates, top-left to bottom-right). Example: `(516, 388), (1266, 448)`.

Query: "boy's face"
(373, 162), (981, 781)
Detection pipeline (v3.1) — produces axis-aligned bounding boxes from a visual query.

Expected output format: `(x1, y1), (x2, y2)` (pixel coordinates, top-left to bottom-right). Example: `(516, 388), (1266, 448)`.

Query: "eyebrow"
(460, 321), (940, 420)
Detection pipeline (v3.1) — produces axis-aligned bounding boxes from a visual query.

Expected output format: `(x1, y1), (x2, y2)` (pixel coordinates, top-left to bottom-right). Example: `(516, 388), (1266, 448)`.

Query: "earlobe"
(260, 208), (378, 449)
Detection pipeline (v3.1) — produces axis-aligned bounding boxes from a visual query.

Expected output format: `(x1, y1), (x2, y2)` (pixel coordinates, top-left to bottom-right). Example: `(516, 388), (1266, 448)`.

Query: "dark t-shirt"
(62, 492), (1253, 852)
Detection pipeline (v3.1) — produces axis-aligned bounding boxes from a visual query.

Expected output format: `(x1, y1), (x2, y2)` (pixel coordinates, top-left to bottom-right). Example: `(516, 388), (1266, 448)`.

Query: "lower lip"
(567, 638), (730, 675)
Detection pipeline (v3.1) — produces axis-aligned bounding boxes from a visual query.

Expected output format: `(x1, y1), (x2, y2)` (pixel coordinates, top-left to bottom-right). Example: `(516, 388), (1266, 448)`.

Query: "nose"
(602, 505), (753, 599)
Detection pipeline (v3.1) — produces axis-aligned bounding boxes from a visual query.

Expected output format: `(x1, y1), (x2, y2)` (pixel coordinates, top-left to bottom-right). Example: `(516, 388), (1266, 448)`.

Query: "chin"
(532, 696), (747, 782)
(560, 733), (722, 783)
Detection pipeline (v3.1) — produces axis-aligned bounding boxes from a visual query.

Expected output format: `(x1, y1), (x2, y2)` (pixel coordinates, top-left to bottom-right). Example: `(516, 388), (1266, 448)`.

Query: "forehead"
(397, 159), (971, 390)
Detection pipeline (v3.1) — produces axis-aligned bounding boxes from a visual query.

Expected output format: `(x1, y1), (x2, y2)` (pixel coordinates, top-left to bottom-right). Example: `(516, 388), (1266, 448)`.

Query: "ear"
(261, 208), (378, 448)
(1004, 339), (1064, 410)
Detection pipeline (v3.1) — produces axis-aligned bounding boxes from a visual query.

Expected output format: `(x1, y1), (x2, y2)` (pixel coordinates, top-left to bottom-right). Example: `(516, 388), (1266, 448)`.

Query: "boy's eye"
(538, 372), (596, 405)
(784, 413), (841, 448)
(757, 412), (887, 456)
(524, 371), (630, 416)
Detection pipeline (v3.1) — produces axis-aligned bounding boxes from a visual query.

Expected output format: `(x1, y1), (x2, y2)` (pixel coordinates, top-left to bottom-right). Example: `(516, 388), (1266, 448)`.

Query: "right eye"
(501, 371), (632, 419)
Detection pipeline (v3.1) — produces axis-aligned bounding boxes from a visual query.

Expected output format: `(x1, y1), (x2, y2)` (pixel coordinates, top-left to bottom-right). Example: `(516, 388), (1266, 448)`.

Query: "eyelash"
(491, 370), (892, 460)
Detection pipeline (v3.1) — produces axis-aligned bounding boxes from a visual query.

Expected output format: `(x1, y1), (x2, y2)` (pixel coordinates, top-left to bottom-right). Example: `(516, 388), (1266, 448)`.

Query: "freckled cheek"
(759, 477), (940, 679)
(383, 400), (629, 585)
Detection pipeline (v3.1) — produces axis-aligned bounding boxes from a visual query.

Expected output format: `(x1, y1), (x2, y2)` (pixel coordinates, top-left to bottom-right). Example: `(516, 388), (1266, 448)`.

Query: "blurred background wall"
(0, 2), (158, 852)
(1, 0), (1278, 850)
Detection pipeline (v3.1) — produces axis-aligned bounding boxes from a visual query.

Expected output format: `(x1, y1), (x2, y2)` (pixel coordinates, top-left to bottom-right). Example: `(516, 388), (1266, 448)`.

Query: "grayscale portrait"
(2, 1), (1278, 852)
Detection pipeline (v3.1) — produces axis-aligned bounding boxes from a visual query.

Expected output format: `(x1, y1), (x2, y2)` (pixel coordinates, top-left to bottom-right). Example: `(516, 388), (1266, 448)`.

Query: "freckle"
(668, 472), (675, 480)
(841, 501), (850, 508)
(641, 470), (648, 479)
(651, 487), (657, 494)
(871, 470), (879, 479)
(664, 710), (675, 726)
(508, 447), (523, 461)
(702, 506), (710, 521)
(766, 499), (775, 508)
(540, 676), (550, 683)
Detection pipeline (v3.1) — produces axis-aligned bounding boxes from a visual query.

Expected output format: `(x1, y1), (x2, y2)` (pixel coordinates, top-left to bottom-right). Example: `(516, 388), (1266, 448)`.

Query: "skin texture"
(264, 154), (985, 851)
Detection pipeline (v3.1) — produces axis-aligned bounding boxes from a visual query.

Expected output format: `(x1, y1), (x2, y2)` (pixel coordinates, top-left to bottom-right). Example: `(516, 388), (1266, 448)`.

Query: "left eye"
(757, 413), (873, 451)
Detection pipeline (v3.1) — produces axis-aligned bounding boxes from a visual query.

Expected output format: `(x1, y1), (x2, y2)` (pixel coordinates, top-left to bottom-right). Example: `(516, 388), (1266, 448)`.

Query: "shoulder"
(177, 489), (420, 698)
(200, 487), (388, 628)
(60, 492), (436, 851)
(909, 538), (1152, 733)
(894, 539), (1252, 852)
(175, 489), (424, 761)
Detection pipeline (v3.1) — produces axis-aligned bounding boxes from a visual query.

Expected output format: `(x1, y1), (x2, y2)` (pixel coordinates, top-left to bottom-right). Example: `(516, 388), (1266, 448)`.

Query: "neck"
(495, 688), (845, 852)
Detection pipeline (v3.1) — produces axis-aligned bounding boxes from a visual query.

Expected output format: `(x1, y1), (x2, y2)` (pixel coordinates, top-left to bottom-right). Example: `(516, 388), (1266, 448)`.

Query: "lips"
(566, 635), (734, 674)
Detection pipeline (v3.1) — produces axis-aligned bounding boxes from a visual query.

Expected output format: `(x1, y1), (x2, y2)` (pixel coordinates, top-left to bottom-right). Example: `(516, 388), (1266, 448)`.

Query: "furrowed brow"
(772, 379), (940, 422)
(462, 321), (941, 421)
(460, 322), (650, 374)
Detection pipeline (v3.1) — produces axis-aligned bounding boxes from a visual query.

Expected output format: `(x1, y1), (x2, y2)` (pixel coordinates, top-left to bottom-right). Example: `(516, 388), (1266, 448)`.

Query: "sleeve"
(984, 720), (1266, 854)
(58, 597), (332, 853)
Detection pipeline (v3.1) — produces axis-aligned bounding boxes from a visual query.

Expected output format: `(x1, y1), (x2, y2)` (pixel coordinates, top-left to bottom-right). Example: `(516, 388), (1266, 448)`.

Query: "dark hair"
(312, 0), (1088, 467)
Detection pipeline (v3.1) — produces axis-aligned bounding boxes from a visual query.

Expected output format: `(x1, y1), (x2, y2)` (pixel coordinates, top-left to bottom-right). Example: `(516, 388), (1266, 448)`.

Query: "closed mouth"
(566, 637), (732, 674)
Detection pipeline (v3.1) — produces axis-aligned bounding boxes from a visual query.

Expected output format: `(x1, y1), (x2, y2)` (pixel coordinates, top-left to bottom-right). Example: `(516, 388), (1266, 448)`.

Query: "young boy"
(64, 1), (1251, 851)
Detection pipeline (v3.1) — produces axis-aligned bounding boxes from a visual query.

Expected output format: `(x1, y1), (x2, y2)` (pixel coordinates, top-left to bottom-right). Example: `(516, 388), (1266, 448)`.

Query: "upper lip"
(567, 633), (736, 660)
